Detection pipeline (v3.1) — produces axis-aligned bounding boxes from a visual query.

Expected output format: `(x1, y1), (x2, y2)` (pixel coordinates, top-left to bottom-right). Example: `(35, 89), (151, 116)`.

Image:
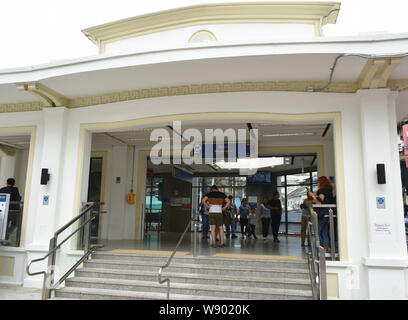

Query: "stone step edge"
(85, 259), (310, 274)
(76, 267), (311, 285)
(66, 277), (312, 297)
(93, 251), (307, 264)
(55, 287), (241, 300)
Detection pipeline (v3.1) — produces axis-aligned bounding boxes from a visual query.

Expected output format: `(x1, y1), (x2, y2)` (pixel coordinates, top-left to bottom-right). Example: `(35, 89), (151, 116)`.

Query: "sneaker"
(231, 234), (238, 239)
(274, 238), (280, 243)
(263, 237), (267, 240)
(254, 236), (258, 240)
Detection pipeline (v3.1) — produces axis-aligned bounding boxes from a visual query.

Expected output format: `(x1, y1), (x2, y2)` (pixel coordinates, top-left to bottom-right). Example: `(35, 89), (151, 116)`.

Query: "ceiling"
(38, 54), (367, 99)
(146, 154), (317, 175)
(91, 121), (333, 149)
(0, 135), (31, 149)
(91, 120), (328, 174)
(0, 53), (387, 104)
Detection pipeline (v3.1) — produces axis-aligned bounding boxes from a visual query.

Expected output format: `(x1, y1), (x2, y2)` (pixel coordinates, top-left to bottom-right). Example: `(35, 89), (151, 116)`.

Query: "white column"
(24, 107), (68, 287)
(357, 89), (408, 299)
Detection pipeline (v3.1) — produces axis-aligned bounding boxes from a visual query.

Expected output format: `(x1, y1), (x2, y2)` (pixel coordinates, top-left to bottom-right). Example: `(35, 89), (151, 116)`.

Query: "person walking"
(238, 198), (250, 239)
(247, 208), (258, 240)
(307, 176), (335, 252)
(201, 185), (230, 248)
(0, 178), (22, 240)
(269, 191), (282, 243)
(259, 197), (271, 240)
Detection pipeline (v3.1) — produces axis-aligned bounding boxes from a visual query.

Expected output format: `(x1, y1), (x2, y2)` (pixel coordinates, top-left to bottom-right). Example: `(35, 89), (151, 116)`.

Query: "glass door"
(277, 171), (317, 235)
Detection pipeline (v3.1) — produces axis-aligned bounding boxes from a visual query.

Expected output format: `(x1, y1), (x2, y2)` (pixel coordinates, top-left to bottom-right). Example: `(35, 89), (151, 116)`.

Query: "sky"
(0, 0), (407, 69)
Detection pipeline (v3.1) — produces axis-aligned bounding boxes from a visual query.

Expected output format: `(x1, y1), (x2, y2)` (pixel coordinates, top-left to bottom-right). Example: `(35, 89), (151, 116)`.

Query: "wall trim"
(3, 78), (408, 113)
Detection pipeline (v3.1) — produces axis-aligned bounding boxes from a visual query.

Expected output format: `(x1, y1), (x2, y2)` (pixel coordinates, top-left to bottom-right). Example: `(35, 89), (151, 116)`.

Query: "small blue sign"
(376, 197), (386, 209)
(43, 195), (49, 205)
(0, 195), (7, 202)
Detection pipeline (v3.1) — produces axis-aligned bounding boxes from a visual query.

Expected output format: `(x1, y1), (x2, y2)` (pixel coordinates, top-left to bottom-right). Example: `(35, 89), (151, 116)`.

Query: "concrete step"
(92, 251), (307, 269)
(64, 277), (312, 300)
(55, 286), (240, 300)
(84, 259), (309, 280)
(75, 267), (312, 291)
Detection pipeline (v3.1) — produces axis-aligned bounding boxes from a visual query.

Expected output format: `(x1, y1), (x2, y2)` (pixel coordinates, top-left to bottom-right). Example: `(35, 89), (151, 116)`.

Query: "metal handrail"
(312, 203), (337, 261)
(158, 217), (199, 300)
(306, 204), (328, 300)
(26, 202), (102, 300)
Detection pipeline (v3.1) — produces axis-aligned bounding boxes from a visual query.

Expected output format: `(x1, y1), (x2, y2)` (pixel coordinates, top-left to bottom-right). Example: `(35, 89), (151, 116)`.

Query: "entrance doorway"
(88, 117), (339, 259)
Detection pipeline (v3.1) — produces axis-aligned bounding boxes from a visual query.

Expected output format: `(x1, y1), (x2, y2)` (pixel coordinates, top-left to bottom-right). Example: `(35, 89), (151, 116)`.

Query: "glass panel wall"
(277, 171), (317, 235)
(192, 176), (247, 231)
(145, 175), (163, 232)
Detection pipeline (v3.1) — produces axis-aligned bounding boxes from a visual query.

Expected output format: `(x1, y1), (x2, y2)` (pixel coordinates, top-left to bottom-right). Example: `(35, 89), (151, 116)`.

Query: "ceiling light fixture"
(214, 157), (284, 170)
(262, 132), (315, 137)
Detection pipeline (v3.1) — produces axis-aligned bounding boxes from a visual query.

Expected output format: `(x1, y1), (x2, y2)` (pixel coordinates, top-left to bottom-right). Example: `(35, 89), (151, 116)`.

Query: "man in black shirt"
(0, 178), (22, 240)
(269, 191), (282, 243)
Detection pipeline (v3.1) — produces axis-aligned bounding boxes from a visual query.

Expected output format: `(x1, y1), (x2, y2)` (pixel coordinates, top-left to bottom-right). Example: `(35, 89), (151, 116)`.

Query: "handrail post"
(83, 209), (90, 252)
(42, 236), (57, 300)
(328, 208), (336, 261)
(193, 217), (197, 257)
(319, 247), (328, 300)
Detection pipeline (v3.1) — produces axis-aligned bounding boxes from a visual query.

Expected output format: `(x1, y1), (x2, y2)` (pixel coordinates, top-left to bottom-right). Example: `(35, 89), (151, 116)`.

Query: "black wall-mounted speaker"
(376, 164), (386, 184)
(40, 168), (50, 185)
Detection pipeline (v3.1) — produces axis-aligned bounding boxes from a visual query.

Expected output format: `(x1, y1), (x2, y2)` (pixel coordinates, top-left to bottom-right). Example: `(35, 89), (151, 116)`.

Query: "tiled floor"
(0, 284), (41, 300)
(98, 232), (308, 259)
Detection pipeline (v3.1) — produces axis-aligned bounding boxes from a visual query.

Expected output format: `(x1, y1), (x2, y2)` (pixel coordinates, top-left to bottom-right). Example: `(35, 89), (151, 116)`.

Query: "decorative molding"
(0, 101), (43, 113)
(82, 2), (341, 51)
(3, 78), (408, 113)
(388, 78), (408, 91)
(358, 58), (402, 89)
(188, 30), (217, 43)
(69, 81), (358, 108)
(16, 82), (69, 107)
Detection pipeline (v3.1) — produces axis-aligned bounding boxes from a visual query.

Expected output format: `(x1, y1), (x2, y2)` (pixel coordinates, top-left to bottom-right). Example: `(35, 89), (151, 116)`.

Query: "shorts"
(209, 213), (224, 227)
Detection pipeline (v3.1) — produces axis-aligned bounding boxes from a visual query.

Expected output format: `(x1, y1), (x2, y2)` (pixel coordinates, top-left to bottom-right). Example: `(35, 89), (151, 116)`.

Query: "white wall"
(105, 23), (316, 55)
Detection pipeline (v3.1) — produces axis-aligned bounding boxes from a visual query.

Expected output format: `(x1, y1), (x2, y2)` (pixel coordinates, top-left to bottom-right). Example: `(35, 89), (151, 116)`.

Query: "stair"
(54, 251), (313, 300)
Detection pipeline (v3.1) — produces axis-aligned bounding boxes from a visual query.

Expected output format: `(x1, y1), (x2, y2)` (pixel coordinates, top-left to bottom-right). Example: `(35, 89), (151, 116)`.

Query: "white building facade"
(0, 2), (407, 299)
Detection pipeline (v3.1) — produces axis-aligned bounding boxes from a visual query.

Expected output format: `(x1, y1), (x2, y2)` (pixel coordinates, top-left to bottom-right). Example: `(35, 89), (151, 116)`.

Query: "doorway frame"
(74, 112), (347, 260)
